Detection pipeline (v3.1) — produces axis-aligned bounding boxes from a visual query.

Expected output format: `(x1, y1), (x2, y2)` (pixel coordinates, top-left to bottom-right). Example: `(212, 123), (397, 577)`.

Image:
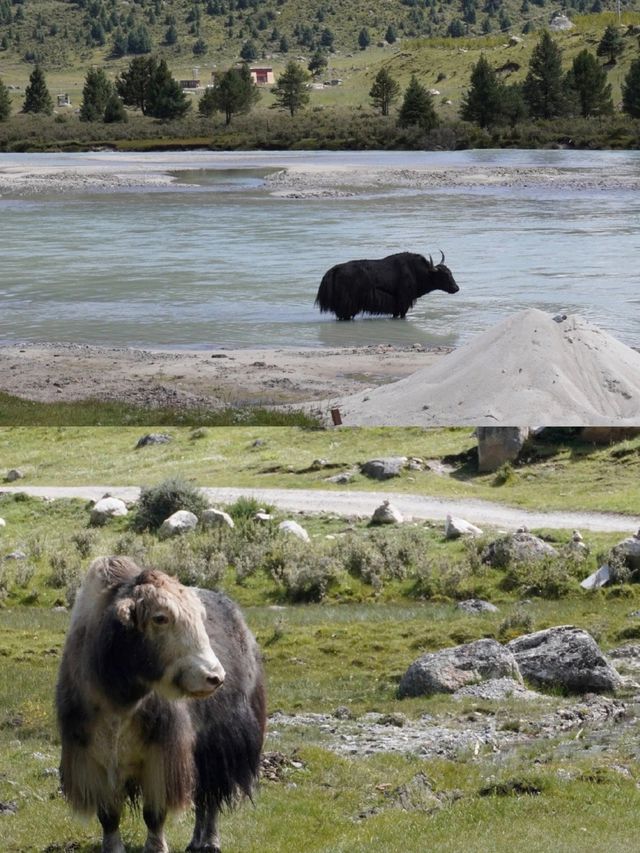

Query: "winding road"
(1, 486), (638, 533)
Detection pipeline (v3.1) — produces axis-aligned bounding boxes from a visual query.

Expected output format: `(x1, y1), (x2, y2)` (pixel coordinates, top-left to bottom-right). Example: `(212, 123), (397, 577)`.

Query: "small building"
(179, 79), (201, 89)
(250, 67), (274, 85)
(56, 93), (71, 107)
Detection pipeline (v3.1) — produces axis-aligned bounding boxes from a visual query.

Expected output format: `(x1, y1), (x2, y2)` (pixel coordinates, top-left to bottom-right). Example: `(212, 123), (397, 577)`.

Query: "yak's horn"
(439, 249), (445, 265)
(428, 254), (434, 268)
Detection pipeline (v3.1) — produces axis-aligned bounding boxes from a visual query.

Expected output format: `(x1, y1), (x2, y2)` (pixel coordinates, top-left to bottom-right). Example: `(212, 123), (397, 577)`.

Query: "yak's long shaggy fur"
(315, 250), (459, 321)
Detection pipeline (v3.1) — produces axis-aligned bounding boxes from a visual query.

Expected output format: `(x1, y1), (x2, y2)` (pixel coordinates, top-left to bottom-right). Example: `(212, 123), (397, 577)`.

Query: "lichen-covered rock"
(456, 599), (499, 615)
(610, 530), (640, 572)
(482, 531), (558, 568)
(445, 514), (483, 539)
(371, 500), (403, 525)
(159, 510), (198, 538)
(398, 638), (522, 698)
(507, 626), (622, 694)
(201, 508), (235, 529)
(135, 433), (172, 448)
(360, 457), (407, 480)
(90, 497), (128, 526)
(278, 519), (310, 542)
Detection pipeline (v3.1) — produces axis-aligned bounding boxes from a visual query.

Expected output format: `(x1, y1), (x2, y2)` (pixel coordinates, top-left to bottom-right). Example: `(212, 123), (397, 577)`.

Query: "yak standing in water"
(56, 556), (265, 853)
(315, 251), (459, 321)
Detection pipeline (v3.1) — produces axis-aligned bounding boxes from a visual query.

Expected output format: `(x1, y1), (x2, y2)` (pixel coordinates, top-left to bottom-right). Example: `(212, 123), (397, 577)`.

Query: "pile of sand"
(329, 309), (640, 426)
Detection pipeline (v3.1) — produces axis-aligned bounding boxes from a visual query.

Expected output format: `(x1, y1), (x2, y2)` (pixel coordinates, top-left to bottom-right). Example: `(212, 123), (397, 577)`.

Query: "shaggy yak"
(56, 556), (266, 853)
(315, 250), (459, 320)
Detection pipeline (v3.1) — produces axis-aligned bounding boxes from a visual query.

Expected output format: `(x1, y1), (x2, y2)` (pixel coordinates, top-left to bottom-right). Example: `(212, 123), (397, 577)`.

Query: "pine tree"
(358, 28), (370, 50)
(398, 75), (438, 131)
(271, 61), (309, 117)
(622, 58), (640, 118)
(116, 56), (157, 114)
(103, 93), (127, 123)
(369, 67), (400, 116)
(200, 63), (260, 124)
(0, 76), (11, 121)
(22, 65), (53, 114)
(566, 50), (613, 118)
(146, 58), (190, 120)
(80, 67), (113, 122)
(460, 55), (504, 128)
(523, 30), (566, 119)
(597, 24), (624, 65)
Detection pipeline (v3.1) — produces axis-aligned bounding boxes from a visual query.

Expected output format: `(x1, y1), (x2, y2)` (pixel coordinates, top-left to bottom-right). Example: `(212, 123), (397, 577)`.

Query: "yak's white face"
(115, 572), (225, 700)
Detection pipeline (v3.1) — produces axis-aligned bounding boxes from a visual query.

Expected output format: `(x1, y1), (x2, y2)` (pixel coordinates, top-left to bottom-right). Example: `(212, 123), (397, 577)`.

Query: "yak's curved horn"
(439, 249), (445, 265)
(428, 254), (434, 269)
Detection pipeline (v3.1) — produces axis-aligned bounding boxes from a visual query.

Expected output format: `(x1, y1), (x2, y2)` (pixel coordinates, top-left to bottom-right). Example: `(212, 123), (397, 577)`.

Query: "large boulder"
(507, 626), (622, 694)
(445, 514), (483, 539)
(90, 496), (128, 526)
(476, 427), (529, 472)
(159, 510), (198, 539)
(278, 519), (310, 542)
(371, 500), (403, 525)
(6, 468), (24, 482)
(456, 599), (499, 615)
(482, 530), (558, 567)
(201, 508), (235, 529)
(398, 638), (522, 698)
(136, 433), (172, 448)
(610, 530), (640, 572)
(360, 457), (407, 480)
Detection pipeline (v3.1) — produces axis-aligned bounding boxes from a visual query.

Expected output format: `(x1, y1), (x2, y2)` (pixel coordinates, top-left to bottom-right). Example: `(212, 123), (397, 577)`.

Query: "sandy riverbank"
(0, 342), (448, 409)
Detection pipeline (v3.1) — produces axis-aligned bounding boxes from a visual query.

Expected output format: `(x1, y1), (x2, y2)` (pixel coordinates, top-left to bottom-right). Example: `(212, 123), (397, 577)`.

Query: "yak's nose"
(207, 672), (224, 688)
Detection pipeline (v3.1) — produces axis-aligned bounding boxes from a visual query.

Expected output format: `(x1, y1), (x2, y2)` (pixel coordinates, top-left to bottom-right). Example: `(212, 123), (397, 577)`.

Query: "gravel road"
(1, 486), (637, 533)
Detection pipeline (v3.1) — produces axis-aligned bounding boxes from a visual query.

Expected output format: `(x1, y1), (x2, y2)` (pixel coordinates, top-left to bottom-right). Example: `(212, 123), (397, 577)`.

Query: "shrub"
(501, 557), (575, 599)
(226, 495), (275, 522)
(71, 530), (97, 559)
(268, 542), (342, 602)
(133, 478), (208, 531)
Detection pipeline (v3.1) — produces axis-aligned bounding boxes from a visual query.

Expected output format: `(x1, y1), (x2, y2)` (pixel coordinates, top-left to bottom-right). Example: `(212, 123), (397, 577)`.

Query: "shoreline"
(0, 341), (450, 410)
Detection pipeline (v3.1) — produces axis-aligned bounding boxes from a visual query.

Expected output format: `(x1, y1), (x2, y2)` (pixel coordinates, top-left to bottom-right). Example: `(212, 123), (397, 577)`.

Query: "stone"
(476, 427), (529, 472)
(580, 564), (611, 590)
(360, 457), (407, 480)
(456, 599), (499, 614)
(90, 497), (128, 526)
(453, 677), (539, 702)
(482, 531), (558, 568)
(325, 471), (355, 485)
(135, 433), (172, 448)
(371, 500), (403, 525)
(278, 519), (310, 542)
(6, 469), (24, 482)
(549, 14), (574, 31)
(159, 510), (198, 539)
(509, 35), (523, 45)
(0, 518), (6, 528)
(5, 550), (26, 560)
(567, 529), (589, 558)
(398, 638), (522, 698)
(610, 529), (640, 571)
(507, 626), (622, 694)
(580, 427), (640, 444)
(201, 508), (235, 529)
(254, 511), (273, 523)
(444, 514), (483, 540)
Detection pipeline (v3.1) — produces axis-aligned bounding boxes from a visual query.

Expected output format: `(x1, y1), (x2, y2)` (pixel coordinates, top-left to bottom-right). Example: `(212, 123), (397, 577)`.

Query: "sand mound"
(331, 309), (640, 426)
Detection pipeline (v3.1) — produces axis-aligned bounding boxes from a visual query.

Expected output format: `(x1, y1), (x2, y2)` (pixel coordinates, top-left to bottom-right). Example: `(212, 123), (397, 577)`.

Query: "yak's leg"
(142, 806), (169, 853)
(98, 805), (125, 853)
(187, 801), (221, 853)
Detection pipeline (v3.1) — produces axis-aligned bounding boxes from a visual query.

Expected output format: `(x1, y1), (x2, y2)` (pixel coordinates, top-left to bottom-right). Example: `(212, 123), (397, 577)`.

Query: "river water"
(1, 149), (639, 349)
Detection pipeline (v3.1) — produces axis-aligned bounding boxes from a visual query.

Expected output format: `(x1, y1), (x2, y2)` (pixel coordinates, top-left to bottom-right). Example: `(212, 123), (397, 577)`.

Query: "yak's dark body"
(55, 557), (265, 853)
(315, 251), (459, 321)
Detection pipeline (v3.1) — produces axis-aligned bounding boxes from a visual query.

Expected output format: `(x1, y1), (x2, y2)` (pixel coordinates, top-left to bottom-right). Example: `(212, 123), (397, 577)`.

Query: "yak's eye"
(152, 613), (170, 626)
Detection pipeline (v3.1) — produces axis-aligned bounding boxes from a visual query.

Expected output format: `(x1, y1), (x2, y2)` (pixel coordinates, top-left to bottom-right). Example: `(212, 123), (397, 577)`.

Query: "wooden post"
(330, 407), (342, 426)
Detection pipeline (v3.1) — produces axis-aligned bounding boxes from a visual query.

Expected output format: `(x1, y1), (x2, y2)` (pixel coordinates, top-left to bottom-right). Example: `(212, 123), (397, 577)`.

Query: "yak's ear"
(114, 597), (137, 627)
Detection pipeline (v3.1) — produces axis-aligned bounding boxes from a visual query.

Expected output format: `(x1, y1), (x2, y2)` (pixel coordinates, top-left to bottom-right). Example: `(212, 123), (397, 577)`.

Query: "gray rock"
(90, 496), (128, 526)
(0, 517), (5, 528)
(580, 564), (611, 590)
(549, 13), (573, 31)
(610, 530), (640, 571)
(398, 638), (522, 698)
(371, 500), (403, 525)
(4, 550), (26, 560)
(507, 626), (622, 694)
(456, 599), (499, 615)
(135, 433), (172, 448)
(482, 531), (558, 568)
(6, 468), (24, 482)
(254, 511), (273, 523)
(453, 677), (539, 702)
(159, 509), (198, 539)
(278, 519), (310, 542)
(445, 514), (483, 540)
(325, 471), (355, 485)
(201, 508), (235, 529)
(476, 427), (529, 472)
(360, 457), (407, 480)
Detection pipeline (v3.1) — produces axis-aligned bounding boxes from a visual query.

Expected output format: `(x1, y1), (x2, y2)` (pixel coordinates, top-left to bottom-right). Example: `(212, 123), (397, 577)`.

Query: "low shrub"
(133, 477), (209, 532)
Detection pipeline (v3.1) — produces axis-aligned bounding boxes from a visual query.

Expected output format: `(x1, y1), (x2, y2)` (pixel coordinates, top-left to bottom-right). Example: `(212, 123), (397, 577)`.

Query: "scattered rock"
(254, 511), (273, 523)
(0, 518), (5, 528)
(550, 13), (574, 31)
(260, 751), (304, 782)
(371, 500), (403, 525)
(158, 510), (198, 539)
(360, 457), (407, 480)
(580, 564), (611, 590)
(476, 427), (529, 472)
(325, 471), (355, 484)
(201, 508), (235, 529)
(135, 433), (172, 448)
(445, 514), (483, 539)
(333, 706), (353, 719)
(610, 529), (640, 572)
(252, 439), (266, 447)
(456, 599), (499, 615)
(90, 496), (128, 526)
(482, 531), (558, 567)
(4, 550), (26, 560)
(507, 626), (622, 694)
(567, 529), (589, 558)
(453, 677), (540, 702)
(0, 801), (17, 815)
(278, 519), (310, 542)
(5, 469), (24, 482)
(398, 638), (522, 698)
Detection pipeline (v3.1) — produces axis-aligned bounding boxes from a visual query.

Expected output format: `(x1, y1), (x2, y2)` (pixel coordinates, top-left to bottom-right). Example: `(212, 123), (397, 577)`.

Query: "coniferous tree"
(597, 24), (624, 64)
(116, 56), (157, 114)
(460, 54), (504, 128)
(385, 24), (397, 44)
(80, 67), (113, 122)
(22, 65), (53, 114)
(523, 30), (566, 119)
(0, 76), (11, 121)
(271, 61), (309, 116)
(103, 93), (127, 122)
(622, 58), (640, 118)
(199, 63), (260, 124)
(308, 49), (328, 77)
(398, 75), (438, 130)
(146, 58), (190, 120)
(358, 27), (370, 50)
(369, 67), (400, 116)
(566, 49), (613, 117)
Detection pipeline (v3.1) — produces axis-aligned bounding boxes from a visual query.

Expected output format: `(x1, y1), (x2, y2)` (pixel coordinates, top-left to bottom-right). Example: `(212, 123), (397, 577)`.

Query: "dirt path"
(2, 485), (637, 532)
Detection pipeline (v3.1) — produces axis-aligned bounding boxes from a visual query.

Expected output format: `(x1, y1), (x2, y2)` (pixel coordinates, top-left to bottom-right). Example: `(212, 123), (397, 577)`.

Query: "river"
(1, 149), (639, 349)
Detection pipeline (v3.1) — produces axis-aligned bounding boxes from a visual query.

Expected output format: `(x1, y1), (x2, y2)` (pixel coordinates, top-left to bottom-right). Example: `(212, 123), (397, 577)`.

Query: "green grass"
(3, 426), (640, 515)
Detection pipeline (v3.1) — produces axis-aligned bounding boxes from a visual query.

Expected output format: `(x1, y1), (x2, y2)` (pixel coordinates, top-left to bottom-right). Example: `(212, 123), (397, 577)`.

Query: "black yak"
(56, 556), (266, 853)
(315, 251), (459, 321)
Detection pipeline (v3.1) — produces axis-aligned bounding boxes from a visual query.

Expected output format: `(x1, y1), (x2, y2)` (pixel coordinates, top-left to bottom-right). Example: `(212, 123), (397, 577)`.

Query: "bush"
(133, 477), (209, 531)
(267, 541), (342, 602)
(501, 557), (576, 599)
